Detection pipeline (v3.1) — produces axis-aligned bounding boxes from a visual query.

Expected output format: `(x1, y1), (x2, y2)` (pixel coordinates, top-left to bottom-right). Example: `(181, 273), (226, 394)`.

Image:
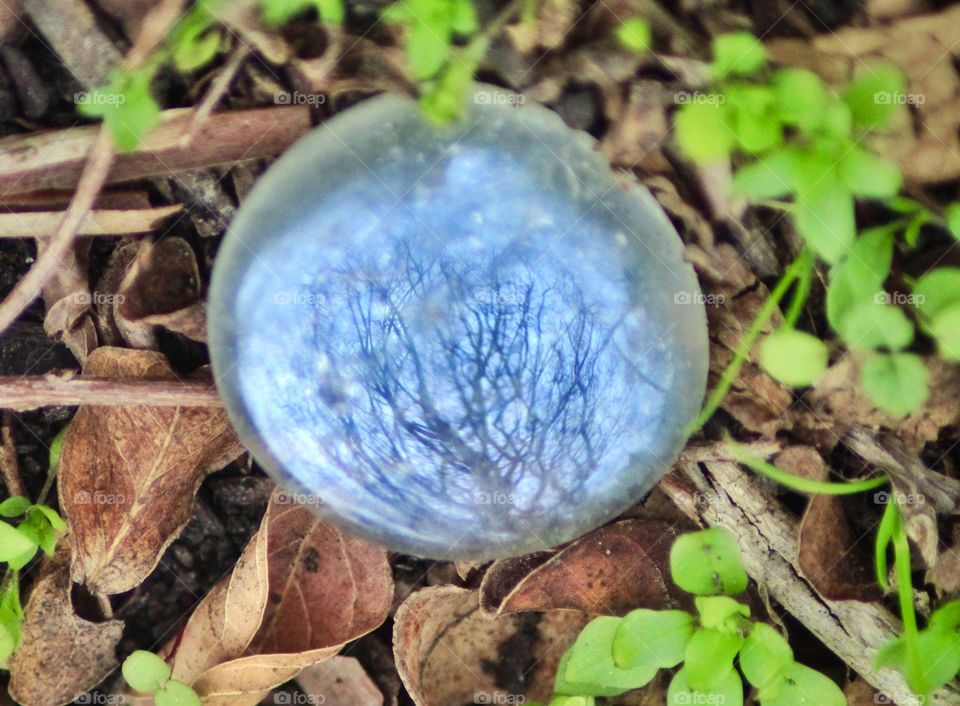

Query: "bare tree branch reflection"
(271, 237), (647, 541)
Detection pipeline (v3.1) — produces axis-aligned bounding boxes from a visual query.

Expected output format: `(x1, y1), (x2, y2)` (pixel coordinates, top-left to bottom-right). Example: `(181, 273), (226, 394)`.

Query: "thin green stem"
(731, 442), (888, 495)
(892, 510), (922, 693)
(783, 250), (813, 328)
(875, 500), (897, 592)
(685, 251), (811, 436)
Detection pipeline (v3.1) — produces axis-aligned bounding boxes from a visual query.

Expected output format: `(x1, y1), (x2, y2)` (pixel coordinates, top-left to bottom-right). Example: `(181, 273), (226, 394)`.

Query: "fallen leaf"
(249, 493), (393, 655)
(184, 489), (393, 706)
(168, 504), (271, 685)
(394, 585), (587, 706)
(480, 519), (689, 616)
(59, 346), (244, 595)
(8, 547), (124, 706)
(40, 237), (98, 364)
(296, 656), (384, 706)
(806, 356), (960, 453)
(115, 237), (206, 347)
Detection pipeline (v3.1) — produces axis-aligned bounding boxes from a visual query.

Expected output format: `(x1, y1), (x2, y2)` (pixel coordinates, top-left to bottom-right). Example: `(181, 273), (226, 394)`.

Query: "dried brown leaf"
(169, 505), (271, 685)
(296, 656), (384, 706)
(116, 237), (205, 347)
(250, 492), (393, 654)
(40, 238), (97, 364)
(480, 519), (688, 616)
(59, 346), (244, 594)
(184, 490), (392, 705)
(8, 548), (124, 706)
(807, 357), (960, 453)
(394, 585), (587, 706)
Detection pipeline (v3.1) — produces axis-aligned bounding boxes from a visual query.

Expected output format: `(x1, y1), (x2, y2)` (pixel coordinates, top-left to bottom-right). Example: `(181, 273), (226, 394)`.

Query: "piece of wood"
(0, 205), (182, 237)
(660, 456), (960, 706)
(0, 374), (223, 410)
(0, 106), (313, 196)
(19, 0), (123, 87)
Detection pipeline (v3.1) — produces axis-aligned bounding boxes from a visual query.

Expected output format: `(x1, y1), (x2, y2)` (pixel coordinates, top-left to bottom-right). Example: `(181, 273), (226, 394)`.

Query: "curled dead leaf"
(59, 346), (244, 595)
(40, 237), (98, 364)
(9, 548), (124, 706)
(172, 489), (392, 705)
(480, 519), (689, 616)
(394, 585), (587, 706)
(115, 237), (206, 347)
(169, 505), (271, 685)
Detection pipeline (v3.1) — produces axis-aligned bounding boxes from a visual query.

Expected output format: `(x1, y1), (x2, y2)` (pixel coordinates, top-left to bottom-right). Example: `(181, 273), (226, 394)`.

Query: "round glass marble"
(208, 86), (709, 559)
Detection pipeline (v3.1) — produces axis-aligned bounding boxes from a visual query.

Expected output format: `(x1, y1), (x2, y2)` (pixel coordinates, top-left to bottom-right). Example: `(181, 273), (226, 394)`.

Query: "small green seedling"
(0, 495), (66, 667)
(540, 528), (846, 706)
(676, 32), (960, 418)
(122, 650), (201, 706)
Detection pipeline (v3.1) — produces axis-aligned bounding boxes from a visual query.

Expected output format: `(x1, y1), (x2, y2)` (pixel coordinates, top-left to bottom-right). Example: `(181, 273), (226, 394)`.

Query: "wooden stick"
(0, 106), (312, 196)
(0, 375), (224, 411)
(0, 205), (183, 237)
(0, 126), (116, 336)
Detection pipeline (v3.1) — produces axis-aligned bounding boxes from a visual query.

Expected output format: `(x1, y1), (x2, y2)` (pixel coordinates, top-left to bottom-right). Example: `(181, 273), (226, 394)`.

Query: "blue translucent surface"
(208, 87), (709, 559)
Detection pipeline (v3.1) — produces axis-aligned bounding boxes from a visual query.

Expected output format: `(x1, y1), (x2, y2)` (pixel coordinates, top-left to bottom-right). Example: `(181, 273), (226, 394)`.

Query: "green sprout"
(531, 528), (846, 706)
(0, 496), (66, 667)
(677, 31), (960, 419)
(122, 650), (201, 706)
